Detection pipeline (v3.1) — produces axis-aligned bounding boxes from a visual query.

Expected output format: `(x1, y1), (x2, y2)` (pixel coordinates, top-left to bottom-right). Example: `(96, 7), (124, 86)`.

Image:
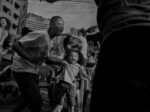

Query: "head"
(67, 51), (79, 64)
(64, 50), (85, 65)
(0, 17), (11, 30)
(48, 16), (64, 38)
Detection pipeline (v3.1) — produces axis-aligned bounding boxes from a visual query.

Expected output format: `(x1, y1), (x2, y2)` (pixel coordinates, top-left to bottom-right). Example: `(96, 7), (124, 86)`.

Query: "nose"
(59, 24), (64, 30)
(58, 27), (64, 33)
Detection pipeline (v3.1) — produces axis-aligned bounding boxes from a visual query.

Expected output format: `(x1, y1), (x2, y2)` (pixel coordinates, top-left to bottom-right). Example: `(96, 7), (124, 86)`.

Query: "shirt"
(62, 61), (80, 86)
(12, 30), (52, 74)
(49, 35), (65, 60)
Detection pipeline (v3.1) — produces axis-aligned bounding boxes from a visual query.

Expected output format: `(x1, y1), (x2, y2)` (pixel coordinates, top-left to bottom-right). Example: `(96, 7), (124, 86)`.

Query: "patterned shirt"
(12, 30), (52, 74)
(49, 35), (65, 60)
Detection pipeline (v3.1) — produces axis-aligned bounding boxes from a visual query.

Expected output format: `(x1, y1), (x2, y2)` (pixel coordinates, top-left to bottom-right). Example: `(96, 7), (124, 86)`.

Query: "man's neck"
(48, 28), (54, 39)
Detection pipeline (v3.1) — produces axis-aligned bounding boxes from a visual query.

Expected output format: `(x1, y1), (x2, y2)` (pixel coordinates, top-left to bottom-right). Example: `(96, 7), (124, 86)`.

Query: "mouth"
(71, 59), (76, 62)
(56, 30), (63, 36)
(59, 29), (63, 33)
(1, 23), (6, 26)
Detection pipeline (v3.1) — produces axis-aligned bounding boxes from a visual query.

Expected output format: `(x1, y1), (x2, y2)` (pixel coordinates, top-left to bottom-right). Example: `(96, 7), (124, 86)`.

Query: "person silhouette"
(91, 0), (150, 112)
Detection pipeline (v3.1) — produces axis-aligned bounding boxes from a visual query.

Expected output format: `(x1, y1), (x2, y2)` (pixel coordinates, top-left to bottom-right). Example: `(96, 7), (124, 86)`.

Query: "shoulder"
(76, 63), (80, 67)
(20, 30), (47, 41)
(59, 34), (69, 41)
(28, 30), (47, 36)
(0, 29), (8, 36)
(76, 64), (85, 71)
(19, 30), (49, 47)
(73, 63), (81, 69)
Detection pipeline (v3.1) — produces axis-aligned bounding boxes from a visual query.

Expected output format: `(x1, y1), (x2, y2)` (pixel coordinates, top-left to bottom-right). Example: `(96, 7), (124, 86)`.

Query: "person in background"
(63, 34), (86, 66)
(0, 17), (11, 62)
(52, 51), (90, 112)
(91, 0), (150, 112)
(69, 28), (88, 65)
(11, 16), (64, 112)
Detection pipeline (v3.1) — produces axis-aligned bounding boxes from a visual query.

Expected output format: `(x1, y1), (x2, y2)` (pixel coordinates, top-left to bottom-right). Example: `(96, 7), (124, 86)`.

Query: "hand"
(88, 76), (92, 81)
(67, 45), (72, 49)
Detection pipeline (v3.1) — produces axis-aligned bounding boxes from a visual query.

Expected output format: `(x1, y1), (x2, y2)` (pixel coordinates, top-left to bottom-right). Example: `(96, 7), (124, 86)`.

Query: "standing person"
(11, 16), (64, 112)
(91, 0), (150, 112)
(0, 17), (11, 62)
(52, 51), (90, 112)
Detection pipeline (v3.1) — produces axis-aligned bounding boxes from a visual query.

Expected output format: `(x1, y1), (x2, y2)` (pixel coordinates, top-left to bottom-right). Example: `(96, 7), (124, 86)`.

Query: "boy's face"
(68, 52), (79, 64)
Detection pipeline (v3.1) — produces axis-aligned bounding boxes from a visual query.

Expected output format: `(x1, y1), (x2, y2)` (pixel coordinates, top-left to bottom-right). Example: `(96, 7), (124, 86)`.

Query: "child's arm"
(79, 66), (91, 81)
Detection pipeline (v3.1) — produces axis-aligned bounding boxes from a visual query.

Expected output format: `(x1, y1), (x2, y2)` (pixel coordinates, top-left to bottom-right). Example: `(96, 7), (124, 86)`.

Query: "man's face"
(50, 18), (64, 36)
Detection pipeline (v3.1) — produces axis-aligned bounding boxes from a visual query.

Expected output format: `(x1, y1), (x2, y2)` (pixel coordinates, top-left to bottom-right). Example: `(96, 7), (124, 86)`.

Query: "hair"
(0, 17), (11, 30)
(50, 16), (63, 24)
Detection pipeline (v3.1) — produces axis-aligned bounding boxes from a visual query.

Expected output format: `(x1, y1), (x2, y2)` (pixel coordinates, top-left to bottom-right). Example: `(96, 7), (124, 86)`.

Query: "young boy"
(52, 51), (90, 112)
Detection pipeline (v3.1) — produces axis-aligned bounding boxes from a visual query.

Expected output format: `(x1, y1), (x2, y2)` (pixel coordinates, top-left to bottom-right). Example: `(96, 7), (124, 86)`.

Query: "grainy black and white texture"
(0, 0), (98, 112)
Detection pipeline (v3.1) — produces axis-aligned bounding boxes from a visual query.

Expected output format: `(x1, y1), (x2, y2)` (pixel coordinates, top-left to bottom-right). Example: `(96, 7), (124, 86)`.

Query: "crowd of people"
(1, 0), (149, 112)
(0, 10), (99, 112)
(3, 0), (150, 112)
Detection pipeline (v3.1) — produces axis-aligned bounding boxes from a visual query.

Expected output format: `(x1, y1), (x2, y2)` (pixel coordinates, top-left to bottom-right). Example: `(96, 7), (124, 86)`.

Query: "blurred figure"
(0, 17), (11, 62)
(91, 0), (150, 112)
(11, 16), (64, 112)
(69, 27), (88, 65)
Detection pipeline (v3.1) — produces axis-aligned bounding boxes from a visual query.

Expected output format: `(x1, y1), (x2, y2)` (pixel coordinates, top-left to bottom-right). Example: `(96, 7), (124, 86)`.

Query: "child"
(52, 51), (90, 112)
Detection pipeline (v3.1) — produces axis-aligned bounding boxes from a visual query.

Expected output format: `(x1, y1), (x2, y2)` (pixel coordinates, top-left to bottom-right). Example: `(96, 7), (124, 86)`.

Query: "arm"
(0, 65), (11, 76)
(12, 41), (33, 62)
(79, 66), (91, 81)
